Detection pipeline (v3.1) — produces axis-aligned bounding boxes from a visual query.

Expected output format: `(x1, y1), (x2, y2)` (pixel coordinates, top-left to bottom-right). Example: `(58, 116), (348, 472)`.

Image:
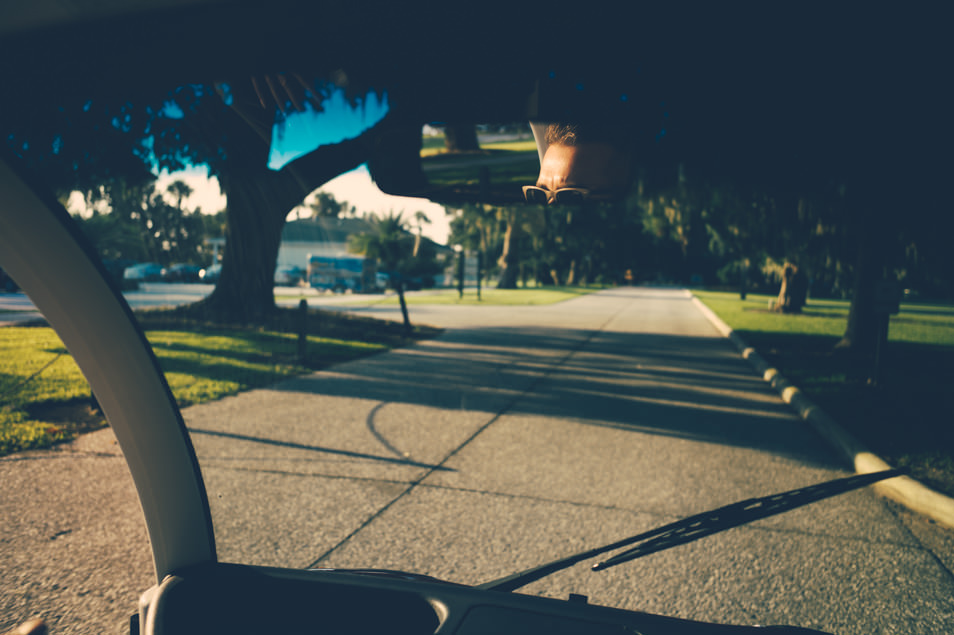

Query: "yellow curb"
(690, 294), (954, 530)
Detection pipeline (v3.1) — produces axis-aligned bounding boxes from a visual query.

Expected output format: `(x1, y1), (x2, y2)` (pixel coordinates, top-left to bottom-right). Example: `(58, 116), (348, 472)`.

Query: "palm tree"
(348, 212), (414, 333)
(411, 210), (431, 258)
(165, 180), (194, 211)
(307, 191), (345, 218)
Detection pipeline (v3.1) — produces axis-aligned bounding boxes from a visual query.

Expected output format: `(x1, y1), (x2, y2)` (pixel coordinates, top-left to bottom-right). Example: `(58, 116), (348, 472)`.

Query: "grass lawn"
(693, 290), (954, 497)
(420, 136), (537, 157)
(415, 136), (539, 205)
(422, 151), (539, 187)
(330, 286), (603, 307)
(0, 307), (438, 456)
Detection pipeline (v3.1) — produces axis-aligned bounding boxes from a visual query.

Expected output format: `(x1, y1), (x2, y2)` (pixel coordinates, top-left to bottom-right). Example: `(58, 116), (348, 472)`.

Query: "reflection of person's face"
(536, 142), (631, 195)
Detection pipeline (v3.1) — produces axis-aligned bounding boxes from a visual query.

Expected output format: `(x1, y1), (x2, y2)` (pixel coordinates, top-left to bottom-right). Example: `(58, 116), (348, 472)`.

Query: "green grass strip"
(693, 290), (954, 497)
(0, 325), (387, 456)
(692, 290), (954, 345)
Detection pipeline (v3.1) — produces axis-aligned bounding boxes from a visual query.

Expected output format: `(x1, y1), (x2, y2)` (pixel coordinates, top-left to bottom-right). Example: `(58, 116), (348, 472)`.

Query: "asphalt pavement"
(2, 287), (953, 634)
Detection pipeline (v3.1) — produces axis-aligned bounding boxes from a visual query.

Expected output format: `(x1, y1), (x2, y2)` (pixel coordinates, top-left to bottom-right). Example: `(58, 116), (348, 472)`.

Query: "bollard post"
(457, 249), (464, 299)
(297, 299), (307, 364)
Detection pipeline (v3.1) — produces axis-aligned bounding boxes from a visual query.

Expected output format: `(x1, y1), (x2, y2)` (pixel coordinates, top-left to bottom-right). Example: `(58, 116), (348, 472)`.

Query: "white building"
(275, 217), (375, 269)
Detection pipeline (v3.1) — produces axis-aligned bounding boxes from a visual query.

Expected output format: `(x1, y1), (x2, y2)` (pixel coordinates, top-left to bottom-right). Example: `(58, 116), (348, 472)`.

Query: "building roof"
(281, 217), (375, 244)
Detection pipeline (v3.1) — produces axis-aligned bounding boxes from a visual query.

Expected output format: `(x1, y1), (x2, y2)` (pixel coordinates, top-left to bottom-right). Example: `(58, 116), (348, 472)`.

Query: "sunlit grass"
(693, 289), (954, 496)
(420, 136), (536, 157)
(0, 328), (88, 453)
(146, 329), (386, 408)
(422, 152), (538, 186)
(0, 328), (89, 406)
(0, 325), (387, 456)
(693, 290), (954, 345)
(482, 139), (537, 152)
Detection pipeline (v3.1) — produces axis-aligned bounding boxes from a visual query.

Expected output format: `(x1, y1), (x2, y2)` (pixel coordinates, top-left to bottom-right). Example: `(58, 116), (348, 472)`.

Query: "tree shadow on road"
(265, 326), (843, 469)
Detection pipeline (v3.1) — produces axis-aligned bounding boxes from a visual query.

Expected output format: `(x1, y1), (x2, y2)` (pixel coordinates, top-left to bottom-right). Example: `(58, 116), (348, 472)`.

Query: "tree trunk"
(396, 281), (412, 335)
(195, 103), (390, 322)
(201, 170), (288, 322)
(837, 223), (884, 354)
(496, 214), (520, 289)
(565, 259), (577, 286)
(837, 187), (893, 358)
(775, 264), (807, 313)
(443, 123), (480, 153)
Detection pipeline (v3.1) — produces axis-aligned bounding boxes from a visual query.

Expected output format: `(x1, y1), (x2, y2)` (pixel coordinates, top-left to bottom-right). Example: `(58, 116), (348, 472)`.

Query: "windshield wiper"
(479, 469), (904, 592)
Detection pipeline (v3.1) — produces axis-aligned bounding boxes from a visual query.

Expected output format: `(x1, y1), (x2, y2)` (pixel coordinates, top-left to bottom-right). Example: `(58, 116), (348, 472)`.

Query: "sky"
(267, 90), (389, 170)
(267, 86), (451, 244)
(303, 165), (450, 244)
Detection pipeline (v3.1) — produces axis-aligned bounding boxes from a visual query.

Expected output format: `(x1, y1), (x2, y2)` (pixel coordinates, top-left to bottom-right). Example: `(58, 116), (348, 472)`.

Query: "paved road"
(0, 284), (381, 325)
(0, 285), (216, 325)
(2, 288), (953, 634)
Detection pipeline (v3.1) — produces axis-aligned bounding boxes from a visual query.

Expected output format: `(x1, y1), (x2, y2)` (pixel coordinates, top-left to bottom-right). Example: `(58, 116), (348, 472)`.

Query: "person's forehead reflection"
(536, 142), (626, 192)
(532, 123), (634, 199)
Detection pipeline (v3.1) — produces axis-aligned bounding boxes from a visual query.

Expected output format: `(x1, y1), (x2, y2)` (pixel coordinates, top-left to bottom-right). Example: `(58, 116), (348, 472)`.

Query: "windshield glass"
(2, 5), (953, 635)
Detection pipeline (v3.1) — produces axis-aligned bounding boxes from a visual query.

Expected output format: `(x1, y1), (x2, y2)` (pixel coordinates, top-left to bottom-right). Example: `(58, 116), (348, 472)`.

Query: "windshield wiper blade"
(479, 469), (904, 592)
(592, 468), (905, 571)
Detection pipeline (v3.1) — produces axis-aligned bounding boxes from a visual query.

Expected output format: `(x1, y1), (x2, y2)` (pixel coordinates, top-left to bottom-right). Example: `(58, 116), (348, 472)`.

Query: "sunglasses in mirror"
(522, 185), (592, 205)
(523, 185), (613, 205)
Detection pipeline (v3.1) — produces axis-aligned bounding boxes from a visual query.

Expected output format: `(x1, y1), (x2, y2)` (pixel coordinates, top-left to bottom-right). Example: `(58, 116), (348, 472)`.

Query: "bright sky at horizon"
(304, 164), (450, 245)
(68, 163), (453, 245)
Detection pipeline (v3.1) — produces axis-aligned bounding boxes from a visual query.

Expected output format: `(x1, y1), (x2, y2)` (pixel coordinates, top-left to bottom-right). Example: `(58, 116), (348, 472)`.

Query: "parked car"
(162, 263), (203, 283)
(199, 263), (221, 283)
(274, 265), (305, 287)
(122, 262), (165, 282)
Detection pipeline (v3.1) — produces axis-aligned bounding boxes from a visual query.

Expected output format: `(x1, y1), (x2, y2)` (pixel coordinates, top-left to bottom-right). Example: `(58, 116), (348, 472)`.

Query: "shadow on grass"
(742, 307), (848, 319)
(895, 304), (954, 317)
(130, 305), (442, 393)
(147, 334), (383, 371)
(22, 395), (106, 436)
(137, 305), (442, 347)
(2, 306), (442, 455)
(736, 330), (954, 496)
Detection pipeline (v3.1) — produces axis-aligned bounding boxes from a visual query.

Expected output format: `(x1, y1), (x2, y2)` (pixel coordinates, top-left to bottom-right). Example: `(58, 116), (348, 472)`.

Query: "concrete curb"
(691, 294), (954, 529)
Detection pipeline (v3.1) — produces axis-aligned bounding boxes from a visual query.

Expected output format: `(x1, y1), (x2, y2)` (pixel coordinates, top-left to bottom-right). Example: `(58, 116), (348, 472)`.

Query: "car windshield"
(2, 4), (953, 635)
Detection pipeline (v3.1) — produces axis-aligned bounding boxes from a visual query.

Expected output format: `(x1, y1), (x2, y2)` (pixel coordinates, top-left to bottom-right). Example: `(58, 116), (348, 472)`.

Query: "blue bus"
(308, 256), (379, 293)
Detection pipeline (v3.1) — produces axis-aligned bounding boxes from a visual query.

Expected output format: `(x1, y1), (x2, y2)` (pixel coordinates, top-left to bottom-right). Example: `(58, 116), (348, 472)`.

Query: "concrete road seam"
(690, 294), (954, 529)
